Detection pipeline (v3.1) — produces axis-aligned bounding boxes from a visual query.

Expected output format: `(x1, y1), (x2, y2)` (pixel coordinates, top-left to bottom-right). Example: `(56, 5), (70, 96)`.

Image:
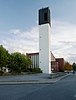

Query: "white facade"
(39, 24), (51, 74)
(27, 53), (39, 68)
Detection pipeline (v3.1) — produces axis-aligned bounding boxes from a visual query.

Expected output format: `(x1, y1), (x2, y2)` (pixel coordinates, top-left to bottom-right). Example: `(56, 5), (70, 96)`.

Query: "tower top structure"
(39, 7), (51, 26)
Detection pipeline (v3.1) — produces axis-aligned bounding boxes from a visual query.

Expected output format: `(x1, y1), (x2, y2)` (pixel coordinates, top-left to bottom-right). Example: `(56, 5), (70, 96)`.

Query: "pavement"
(0, 73), (71, 85)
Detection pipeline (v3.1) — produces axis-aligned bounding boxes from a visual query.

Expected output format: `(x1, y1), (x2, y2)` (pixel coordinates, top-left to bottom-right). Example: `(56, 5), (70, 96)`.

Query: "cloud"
(10, 29), (21, 35)
(0, 26), (39, 54)
(59, 41), (76, 45)
(51, 20), (76, 63)
(0, 20), (76, 63)
(10, 27), (39, 42)
(67, 54), (76, 64)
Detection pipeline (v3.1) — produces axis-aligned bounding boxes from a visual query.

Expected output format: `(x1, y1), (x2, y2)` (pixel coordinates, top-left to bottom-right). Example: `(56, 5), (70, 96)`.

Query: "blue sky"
(0, 0), (76, 63)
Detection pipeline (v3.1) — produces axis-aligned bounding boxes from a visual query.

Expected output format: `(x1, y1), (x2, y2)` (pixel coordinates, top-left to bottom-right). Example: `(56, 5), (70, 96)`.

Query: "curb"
(0, 74), (71, 85)
(53, 73), (71, 81)
(0, 81), (55, 85)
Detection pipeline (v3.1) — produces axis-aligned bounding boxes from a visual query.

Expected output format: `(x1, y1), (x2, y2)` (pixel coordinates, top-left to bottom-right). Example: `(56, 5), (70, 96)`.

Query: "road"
(0, 74), (76, 100)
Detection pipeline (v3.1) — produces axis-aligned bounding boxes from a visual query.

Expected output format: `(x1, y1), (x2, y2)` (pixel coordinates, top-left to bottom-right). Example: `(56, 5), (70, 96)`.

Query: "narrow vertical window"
(44, 12), (47, 21)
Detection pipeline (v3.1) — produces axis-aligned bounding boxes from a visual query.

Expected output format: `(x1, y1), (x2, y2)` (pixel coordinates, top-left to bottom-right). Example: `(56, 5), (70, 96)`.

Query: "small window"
(44, 12), (47, 21)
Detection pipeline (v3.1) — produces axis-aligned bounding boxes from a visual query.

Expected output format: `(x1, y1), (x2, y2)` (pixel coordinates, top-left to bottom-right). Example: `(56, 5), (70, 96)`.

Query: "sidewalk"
(0, 73), (71, 85)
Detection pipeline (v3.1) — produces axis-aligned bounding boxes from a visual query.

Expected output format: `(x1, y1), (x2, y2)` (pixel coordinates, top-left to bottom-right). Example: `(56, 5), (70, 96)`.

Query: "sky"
(0, 0), (76, 64)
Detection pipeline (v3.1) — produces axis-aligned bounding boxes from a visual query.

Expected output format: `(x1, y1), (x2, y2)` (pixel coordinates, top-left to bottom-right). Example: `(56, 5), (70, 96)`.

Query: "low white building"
(26, 53), (39, 68)
(2, 67), (9, 73)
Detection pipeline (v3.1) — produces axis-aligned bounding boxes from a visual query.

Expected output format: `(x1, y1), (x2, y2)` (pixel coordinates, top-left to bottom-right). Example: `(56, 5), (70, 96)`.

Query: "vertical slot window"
(44, 12), (48, 21)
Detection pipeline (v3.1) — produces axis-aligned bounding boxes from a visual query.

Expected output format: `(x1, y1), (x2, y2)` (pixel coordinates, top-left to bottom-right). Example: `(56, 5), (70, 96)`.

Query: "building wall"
(39, 24), (51, 74)
(56, 58), (64, 72)
(26, 53), (39, 68)
(27, 52), (56, 73)
(51, 61), (59, 72)
(27, 53), (64, 72)
(51, 52), (56, 61)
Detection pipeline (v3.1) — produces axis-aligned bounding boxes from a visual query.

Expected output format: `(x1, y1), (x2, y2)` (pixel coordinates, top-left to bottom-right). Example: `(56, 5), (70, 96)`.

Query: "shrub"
(27, 68), (42, 73)
(0, 71), (4, 75)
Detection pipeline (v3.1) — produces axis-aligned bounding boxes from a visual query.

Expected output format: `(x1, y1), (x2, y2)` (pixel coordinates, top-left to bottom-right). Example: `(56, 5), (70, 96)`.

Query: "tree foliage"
(8, 52), (32, 73)
(64, 62), (72, 71)
(0, 45), (9, 70)
(72, 62), (76, 71)
(0, 45), (42, 74)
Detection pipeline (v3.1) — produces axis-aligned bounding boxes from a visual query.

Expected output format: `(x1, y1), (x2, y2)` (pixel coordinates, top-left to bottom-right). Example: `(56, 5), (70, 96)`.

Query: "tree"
(18, 54), (32, 72)
(0, 45), (9, 70)
(72, 62), (76, 71)
(64, 62), (72, 71)
(8, 52), (32, 73)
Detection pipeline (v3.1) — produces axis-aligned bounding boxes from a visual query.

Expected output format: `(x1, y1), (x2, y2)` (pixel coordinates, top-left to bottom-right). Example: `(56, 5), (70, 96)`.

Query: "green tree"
(0, 45), (9, 70)
(8, 52), (32, 73)
(20, 54), (32, 72)
(72, 62), (76, 71)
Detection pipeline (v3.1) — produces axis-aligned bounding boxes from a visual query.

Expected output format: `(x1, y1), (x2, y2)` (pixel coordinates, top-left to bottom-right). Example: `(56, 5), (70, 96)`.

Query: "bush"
(27, 68), (42, 73)
(0, 71), (4, 75)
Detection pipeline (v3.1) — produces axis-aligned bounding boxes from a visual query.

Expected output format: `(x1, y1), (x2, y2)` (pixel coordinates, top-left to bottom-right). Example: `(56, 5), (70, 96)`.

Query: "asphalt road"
(0, 74), (76, 100)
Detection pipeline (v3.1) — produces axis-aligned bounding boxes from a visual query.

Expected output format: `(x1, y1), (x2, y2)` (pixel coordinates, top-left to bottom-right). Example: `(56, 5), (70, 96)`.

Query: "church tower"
(39, 7), (51, 74)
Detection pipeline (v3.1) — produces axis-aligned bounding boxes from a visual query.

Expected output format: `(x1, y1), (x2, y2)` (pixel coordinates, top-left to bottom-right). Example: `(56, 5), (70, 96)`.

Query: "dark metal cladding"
(39, 7), (51, 26)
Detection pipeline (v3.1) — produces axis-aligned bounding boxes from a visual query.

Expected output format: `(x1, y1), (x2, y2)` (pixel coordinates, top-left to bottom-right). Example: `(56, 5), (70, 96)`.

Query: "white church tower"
(39, 7), (51, 74)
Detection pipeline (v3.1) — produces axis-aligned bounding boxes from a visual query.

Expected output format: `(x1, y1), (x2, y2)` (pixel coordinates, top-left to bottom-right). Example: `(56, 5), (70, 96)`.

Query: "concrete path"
(0, 73), (70, 85)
